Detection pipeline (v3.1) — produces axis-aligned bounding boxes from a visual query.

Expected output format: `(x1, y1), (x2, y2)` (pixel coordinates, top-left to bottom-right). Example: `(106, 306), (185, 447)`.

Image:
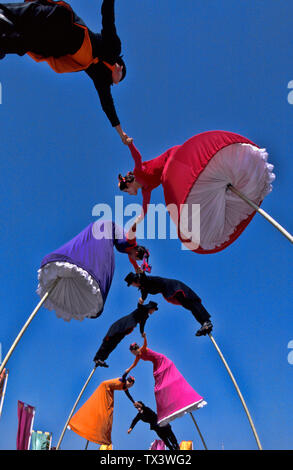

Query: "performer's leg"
(167, 428), (180, 450)
(0, 2), (84, 58)
(94, 332), (126, 366)
(100, 0), (121, 58)
(0, 8), (28, 56)
(154, 425), (178, 451)
(174, 292), (213, 336)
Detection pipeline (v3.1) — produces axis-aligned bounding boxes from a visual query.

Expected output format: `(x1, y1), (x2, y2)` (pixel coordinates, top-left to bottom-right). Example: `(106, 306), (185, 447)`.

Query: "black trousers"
(94, 331), (129, 362)
(154, 424), (180, 451)
(174, 292), (211, 325)
(0, 1), (84, 56)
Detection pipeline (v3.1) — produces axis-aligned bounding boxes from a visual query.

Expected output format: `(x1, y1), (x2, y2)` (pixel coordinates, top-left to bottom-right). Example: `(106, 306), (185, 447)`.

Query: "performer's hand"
(141, 332), (146, 338)
(115, 125), (133, 145)
(138, 297), (144, 304)
(127, 428), (132, 434)
(121, 133), (133, 146)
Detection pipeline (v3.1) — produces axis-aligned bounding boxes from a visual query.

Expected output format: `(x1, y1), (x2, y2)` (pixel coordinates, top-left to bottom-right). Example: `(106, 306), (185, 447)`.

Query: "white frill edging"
(37, 261), (104, 322)
(157, 399), (207, 427)
(183, 143), (275, 250)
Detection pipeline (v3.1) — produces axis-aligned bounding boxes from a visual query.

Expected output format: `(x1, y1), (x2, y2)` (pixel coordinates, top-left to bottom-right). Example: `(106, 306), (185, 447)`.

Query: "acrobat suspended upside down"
(93, 301), (158, 368)
(125, 271), (213, 336)
(0, 0), (132, 143)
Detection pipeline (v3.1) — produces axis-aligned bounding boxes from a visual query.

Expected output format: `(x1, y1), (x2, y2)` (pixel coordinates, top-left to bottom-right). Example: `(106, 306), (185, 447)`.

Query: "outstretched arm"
(124, 355), (140, 375)
(128, 188), (151, 238)
(141, 188), (151, 219)
(139, 317), (148, 336)
(141, 332), (148, 351)
(128, 252), (142, 274)
(87, 71), (132, 144)
(86, 68), (120, 127)
(124, 388), (135, 403)
(101, 0), (118, 39)
(128, 413), (141, 434)
(128, 142), (143, 171)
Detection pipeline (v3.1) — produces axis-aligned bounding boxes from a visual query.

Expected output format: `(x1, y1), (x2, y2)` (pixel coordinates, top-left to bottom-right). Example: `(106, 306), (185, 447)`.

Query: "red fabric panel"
(161, 130), (258, 254)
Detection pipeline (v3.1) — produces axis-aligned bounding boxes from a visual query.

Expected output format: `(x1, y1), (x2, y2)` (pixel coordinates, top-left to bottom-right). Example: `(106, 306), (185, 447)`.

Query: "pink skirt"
(153, 355), (206, 426)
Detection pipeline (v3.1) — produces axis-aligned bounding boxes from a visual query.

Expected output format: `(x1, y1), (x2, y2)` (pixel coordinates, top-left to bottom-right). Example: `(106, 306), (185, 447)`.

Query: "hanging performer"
(37, 219), (150, 321)
(0, 0), (132, 144)
(93, 302), (158, 367)
(68, 376), (135, 446)
(118, 131), (275, 251)
(118, 140), (180, 237)
(127, 400), (180, 451)
(124, 271), (213, 336)
(122, 334), (207, 426)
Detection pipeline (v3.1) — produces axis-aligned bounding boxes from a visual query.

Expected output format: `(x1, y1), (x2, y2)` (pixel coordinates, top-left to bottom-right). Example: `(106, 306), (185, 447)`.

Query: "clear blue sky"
(0, 0), (292, 450)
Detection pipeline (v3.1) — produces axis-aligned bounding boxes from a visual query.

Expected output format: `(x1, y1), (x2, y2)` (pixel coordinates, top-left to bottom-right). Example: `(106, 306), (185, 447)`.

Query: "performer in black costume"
(125, 397), (180, 451)
(94, 301), (158, 367)
(0, 0), (132, 143)
(125, 272), (213, 336)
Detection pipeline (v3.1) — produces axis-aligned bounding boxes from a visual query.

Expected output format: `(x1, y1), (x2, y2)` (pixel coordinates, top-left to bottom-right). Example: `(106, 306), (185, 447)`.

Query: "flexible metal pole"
(56, 367), (97, 450)
(209, 334), (262, 450)
(227, 184), (293, 243)
(0, 370), (9, 418)
(0, 280), (59, 375)
(85, 440), (89, 450)
(189, 412), (208, 450)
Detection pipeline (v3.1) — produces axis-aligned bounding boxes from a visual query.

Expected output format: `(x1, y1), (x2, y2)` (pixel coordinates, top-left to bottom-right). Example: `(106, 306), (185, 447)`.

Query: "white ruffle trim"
(183, 143), (275, 250)
(157, 399), (207, 427)
(37, 261), (104, 322)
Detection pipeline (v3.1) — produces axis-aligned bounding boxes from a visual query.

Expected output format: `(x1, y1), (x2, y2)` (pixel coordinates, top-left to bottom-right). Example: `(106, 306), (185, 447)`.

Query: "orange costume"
(69, 378), (125, 445)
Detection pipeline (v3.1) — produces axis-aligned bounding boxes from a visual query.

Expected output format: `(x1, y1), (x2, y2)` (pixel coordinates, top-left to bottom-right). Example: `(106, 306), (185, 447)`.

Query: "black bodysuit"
(0, 0), (121, 126)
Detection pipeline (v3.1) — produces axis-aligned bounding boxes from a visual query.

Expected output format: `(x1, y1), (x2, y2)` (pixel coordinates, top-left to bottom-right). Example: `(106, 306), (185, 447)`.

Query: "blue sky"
(0, 0), (292, 450)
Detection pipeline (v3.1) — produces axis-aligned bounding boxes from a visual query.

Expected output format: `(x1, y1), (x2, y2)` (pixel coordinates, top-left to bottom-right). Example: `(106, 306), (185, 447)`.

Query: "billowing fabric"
(161, 130), (275, 253)
(99, 444), (113, 450)
(69, 378), (125, 445)
(31, 431), (52, 450)
(16, 401), (35, 450)
(150, 439), (165, 450)
(139, 349), (206, 426)
(180, 441), (194, 450)
(37, 220), (136, 321)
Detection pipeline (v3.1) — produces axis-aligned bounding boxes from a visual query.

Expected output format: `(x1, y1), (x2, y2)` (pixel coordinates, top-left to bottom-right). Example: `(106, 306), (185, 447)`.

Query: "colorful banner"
(16, 401), (35, 450)
(31, 431), (52, 450)
(180, 441), (194, 450)
(0, 369), (8, 418)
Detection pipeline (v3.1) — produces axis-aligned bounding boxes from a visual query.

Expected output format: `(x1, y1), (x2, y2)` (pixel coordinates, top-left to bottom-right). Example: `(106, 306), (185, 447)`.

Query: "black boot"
(196, 320), (213, 337)
(94, 359), (109, 368)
